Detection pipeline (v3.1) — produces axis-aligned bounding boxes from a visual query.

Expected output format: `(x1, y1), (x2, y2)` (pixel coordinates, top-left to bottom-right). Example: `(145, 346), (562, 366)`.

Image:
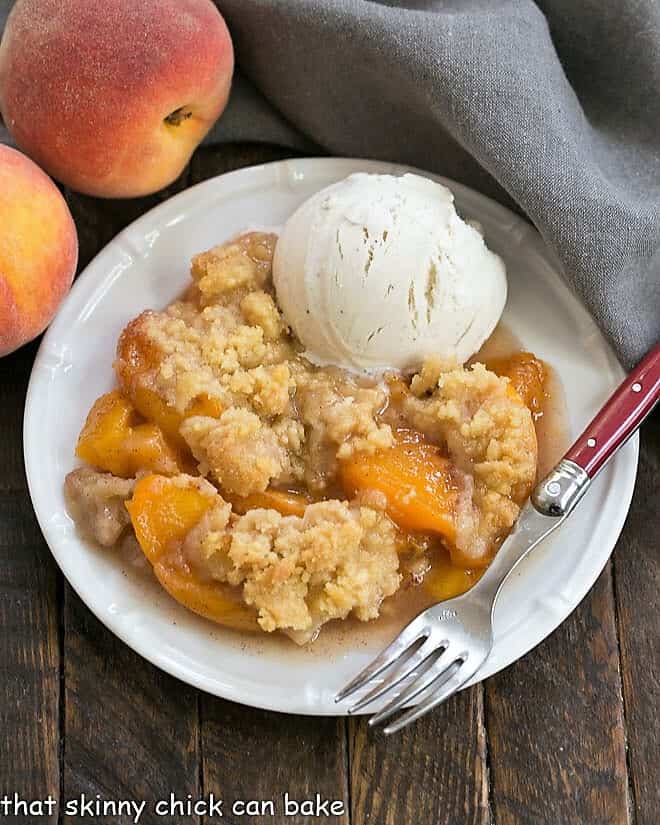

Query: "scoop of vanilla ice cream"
(273, 172), (507, 373)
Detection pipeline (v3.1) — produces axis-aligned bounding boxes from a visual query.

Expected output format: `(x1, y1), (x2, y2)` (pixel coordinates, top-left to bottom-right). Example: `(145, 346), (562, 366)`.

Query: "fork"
(336, 343), (660, 734)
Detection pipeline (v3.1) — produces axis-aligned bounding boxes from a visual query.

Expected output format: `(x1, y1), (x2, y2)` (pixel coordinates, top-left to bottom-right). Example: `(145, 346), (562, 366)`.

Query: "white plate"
(24, 158), (638, 715)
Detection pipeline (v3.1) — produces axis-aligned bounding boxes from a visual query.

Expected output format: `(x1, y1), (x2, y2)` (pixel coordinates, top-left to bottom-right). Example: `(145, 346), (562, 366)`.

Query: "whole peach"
(0, 0), (234, 198)
(0, 145), (78, 356)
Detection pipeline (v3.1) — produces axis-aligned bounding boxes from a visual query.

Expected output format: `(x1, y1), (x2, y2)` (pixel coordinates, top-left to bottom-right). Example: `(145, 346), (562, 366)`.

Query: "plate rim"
(23, 156), (639, 715)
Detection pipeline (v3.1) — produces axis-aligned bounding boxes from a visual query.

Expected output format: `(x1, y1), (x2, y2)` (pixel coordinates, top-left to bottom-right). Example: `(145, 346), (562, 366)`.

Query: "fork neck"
(472, 460), (591, 606)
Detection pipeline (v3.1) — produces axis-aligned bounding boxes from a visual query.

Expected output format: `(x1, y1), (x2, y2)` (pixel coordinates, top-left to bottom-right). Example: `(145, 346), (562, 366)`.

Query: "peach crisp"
(65, 232), (548, 644)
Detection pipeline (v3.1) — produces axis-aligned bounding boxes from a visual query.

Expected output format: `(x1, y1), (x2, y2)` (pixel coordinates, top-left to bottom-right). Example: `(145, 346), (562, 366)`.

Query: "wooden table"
(1, 143), (657, 825)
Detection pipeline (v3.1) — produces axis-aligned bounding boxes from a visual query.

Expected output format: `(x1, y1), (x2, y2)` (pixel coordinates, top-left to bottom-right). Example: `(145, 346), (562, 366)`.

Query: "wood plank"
(0, 341), (39, 491)
(62, 594), (202, 825)
(191, 142), (348, 825)
(0, 492), (60, 825)
(348, 686), (490, 825)
(613, 418), (659, 825)
(0, 341), (60, 824)
(486, 565), (631, 825)
(62, 168), (203, 825)
(201, 702), (349, 824)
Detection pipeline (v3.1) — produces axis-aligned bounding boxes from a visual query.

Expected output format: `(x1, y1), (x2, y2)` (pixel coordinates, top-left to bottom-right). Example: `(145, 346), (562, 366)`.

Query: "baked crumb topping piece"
(181, 485), (402, 636)
(65, 467), (134, 547)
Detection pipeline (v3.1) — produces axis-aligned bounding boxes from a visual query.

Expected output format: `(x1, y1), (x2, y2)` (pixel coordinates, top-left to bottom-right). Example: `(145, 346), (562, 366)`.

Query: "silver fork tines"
(368, 655), (463, 727)
(334, 616), (430, 703)
(334, 596), (491, 733)
(381, 668), (468, 735)
(346, 640), (444, 714)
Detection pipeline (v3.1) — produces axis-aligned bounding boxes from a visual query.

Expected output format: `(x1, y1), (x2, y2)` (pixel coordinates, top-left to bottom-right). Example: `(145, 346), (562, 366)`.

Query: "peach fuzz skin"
(0, 0), (234, 198)
(0, 146), (78, 356)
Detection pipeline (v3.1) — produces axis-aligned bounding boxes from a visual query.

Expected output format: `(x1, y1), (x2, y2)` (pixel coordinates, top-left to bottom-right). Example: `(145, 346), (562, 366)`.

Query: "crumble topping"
(64, 467), (134, 547)
(68, 231), (540, 640)
(180, 409), (291, 496)
(180, 488), (402, 636)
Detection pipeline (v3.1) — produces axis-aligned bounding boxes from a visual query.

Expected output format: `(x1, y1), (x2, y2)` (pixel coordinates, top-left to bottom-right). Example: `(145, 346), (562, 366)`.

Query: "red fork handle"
(564, 342), (660, 478)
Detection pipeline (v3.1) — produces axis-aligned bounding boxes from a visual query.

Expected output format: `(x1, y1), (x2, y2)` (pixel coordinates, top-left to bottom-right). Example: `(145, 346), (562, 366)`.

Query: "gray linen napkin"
(2, 0), (658, 368)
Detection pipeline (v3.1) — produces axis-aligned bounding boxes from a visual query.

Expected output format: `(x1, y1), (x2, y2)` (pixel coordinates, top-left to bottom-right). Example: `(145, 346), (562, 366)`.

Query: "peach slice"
(339, 430), (458, 541)
(424, 550), (484, 601)
(115, 313), (223, 448)
(115, 315), (181, 439)
(486, 352), (547, 416)
(127, 474), (214, 561)
(154, 565), (258, 631)
(126, 474), (258, 631)
(75, 390), (181, 477)
(229, 489), (310, 519)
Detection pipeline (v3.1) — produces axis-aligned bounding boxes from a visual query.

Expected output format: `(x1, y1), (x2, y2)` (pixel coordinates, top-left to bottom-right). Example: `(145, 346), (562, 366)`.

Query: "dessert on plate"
(65, 173), (557, 645)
